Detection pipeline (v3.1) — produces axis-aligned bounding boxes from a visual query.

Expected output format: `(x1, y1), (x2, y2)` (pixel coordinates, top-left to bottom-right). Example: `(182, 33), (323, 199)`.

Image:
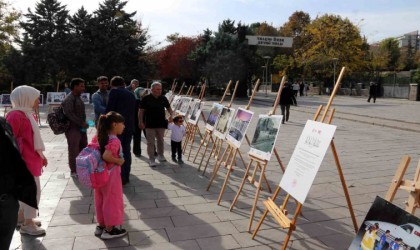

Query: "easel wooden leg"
(193, 131), (208, 163)
(248, 162), (267, 231)
(217, 149), (238, 205)
(198, 134), (213, 171)
(273, 148), (285, 172)
(230, 159), (254, 211)
(187, 125), (199, 161)
(330, 140), (358, 233)
(199, 138), (218, 173)
(281, 204), (302, 250)
(207, 146), (232, 191)
(252, 186), (282, 239)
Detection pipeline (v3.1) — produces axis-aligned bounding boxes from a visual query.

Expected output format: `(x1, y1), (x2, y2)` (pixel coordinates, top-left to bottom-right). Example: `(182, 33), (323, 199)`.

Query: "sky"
(9, 0), (420, 47)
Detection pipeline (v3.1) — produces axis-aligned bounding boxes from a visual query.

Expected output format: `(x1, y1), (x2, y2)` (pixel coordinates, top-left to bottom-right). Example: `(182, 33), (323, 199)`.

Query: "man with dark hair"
(92, 76), (109, 125)
(106, 76), (136, 185)
(139, 82), (174, 167)
(62, 78), (88, 176)
(126, 79), (139, 95)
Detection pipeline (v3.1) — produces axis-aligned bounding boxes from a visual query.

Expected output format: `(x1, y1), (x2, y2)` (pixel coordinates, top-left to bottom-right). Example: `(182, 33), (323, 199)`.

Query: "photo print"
(178, 97), (192, 116)
(214, 107), (235, 139)
(226, 108), (254, 148)
(0, 94), (12, 106)
(349, 196), (420, 250)
(205, 103), (224, 131)
(170, 95), (181, 111)
(249, 115), (283, 161)
(188, 100), (204, 125)
(47, 92), (66, 104)
(81, 93), (90, 104)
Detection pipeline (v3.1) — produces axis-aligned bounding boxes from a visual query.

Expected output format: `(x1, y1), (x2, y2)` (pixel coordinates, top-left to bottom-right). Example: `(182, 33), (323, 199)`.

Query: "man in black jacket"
(106, 76), (136, 185)
(279, 83), (295, 124)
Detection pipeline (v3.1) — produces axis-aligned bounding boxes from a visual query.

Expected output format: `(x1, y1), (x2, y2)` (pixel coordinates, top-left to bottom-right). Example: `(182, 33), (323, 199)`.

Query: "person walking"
(279, 83), (294, 124)
(106, 76), (136, 185)
(0, 117), (37, 248)
(132, 79), (146, 156)
(6, 85), (47, 236)
(62, 78), (88, 176)
(168, 115), (186, 164)
(367, 82), (378, 103)
(92, 112), (127, 239)
(92, 76), (109, 125)
(139, 82), (174, 167)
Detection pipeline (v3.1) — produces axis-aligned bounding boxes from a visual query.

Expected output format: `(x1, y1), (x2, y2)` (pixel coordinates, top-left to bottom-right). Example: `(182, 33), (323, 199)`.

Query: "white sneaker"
(157, 155), (167, 162)
(20, 224), (46, 236)
(17, 218), (42, 227)
(149, 159), (157, 167)
(101, 227), (127, 240)
(94, 226), (104, 236)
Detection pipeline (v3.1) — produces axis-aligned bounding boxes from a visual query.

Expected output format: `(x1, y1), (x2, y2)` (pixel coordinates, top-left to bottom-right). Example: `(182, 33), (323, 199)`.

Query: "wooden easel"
(192, 80), (232, 165)
(252, 67), (358, 250)
(385, 155), (420, 214)
(228, 77), (287, 231)
(183, 84), (206, 154)
(177, 82), (185, 95)
(197, 80), (239, 173)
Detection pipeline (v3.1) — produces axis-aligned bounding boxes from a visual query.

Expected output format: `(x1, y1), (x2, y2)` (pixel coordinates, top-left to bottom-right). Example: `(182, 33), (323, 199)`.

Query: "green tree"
(19, 0), (70, 84)
(0, 0), (20, 86)
(295, 14), (365, 86)
(379, 38), (400, 71)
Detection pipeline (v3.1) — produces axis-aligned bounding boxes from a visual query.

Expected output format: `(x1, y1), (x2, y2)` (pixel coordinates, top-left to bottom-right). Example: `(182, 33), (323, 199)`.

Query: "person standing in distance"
(106, 76), (136, 185)
(139, 82), (174, 167)
(126, 79), (139, 95)
(62, 78), (88, 176)
(92, 76), (109, 125)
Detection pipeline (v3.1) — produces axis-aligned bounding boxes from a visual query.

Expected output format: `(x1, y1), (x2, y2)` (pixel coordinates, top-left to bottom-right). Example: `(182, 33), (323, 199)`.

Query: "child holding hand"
(168, 115), (186, 164)
(93, 111), (126, 239)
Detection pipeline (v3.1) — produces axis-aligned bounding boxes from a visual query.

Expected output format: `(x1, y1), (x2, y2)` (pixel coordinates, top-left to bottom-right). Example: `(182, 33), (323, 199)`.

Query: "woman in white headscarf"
(6, 85), (47, 236)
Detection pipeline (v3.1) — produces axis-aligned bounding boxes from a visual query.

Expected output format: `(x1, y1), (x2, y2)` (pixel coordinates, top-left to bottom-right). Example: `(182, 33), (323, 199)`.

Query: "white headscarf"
(10, 85), (45, 154)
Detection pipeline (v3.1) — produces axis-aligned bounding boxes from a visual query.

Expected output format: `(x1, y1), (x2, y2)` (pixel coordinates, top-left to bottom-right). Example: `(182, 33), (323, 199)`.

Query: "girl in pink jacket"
(6, 85), (47, 236)
(92, 111), (127, 239)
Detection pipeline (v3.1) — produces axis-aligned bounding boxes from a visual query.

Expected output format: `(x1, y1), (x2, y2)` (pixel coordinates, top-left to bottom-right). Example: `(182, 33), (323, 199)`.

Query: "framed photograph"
(81, 93), (90, 104)
(214, 107), (235, 139)
(249, 115), (283, 161)
(178, 97), (192, 116)
(170, 95), (181, 111)
(0, 94), (12, 106)
(205, 103), (224, 131)
(226, 108), (254, 148)
(184, 99), (197, 120)
(47, 92), (66, 104)
(188, 100), (204, 125)
(39, 94), (44, 107)
(165, 90), (173, 103)
(348, 196), (420, 250)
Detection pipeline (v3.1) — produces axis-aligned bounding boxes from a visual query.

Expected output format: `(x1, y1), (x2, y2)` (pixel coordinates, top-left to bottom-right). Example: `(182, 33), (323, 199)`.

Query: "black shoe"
(101, 227), (127, 240)
(154, 151), (158, 156)
(172, 157), (178, 163)
(178, 159), (184, 164)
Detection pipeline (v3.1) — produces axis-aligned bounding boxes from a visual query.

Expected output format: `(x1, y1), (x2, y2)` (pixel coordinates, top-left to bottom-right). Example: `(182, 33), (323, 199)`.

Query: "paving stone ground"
(6, 92), (420, 250)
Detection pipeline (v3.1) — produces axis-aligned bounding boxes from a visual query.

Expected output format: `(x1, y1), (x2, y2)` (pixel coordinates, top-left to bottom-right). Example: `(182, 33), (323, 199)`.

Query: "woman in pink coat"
(6, 85), (48, 236)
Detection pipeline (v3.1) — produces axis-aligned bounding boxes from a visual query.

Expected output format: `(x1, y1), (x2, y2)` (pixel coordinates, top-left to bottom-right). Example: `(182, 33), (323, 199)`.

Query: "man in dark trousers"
(62, 78), (88, 176)
(139, 82), (174, 167)
(106, 76), (136, 185)
(279, 83), (295, 124)
(367, 82), (378, 103)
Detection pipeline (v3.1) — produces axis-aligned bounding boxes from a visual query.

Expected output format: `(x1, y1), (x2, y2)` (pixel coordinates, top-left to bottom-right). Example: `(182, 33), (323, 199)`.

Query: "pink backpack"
(76, 144), (111, 189)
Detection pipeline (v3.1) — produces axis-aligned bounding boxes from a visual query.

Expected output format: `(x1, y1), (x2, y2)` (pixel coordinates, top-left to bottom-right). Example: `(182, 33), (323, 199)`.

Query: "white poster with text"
(280, 120), (336, 204)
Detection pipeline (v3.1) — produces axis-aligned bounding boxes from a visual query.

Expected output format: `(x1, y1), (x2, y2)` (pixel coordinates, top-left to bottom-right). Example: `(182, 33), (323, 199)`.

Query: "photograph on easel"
(184, 99), (197, 121)
(249, 115), (283, 161)
(226, 108), (254, 148)
(205, 103), (224, 131)
(213, 107), (235, 139)
(46, 92), (66, 104)
(178, 97), (192, 116)
(0, 94), (12, 106)
(81, 93), (90, 104)
(348, 196), (420, 250)
(188, 100), (204, 125)
(170, 95), (181, 111)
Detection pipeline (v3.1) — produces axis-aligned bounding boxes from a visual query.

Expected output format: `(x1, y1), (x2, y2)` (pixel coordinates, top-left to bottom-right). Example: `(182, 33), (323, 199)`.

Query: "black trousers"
(171, 140), (182, 160)
(0, 193), (19, 250)
(118, 130), (133, 182)
(280, 104), (290, 123)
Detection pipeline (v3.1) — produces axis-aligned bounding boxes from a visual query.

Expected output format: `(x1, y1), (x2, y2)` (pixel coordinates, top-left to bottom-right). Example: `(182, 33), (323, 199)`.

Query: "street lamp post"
(332, 58), (339, 87)
(263, 56), (271, 97)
